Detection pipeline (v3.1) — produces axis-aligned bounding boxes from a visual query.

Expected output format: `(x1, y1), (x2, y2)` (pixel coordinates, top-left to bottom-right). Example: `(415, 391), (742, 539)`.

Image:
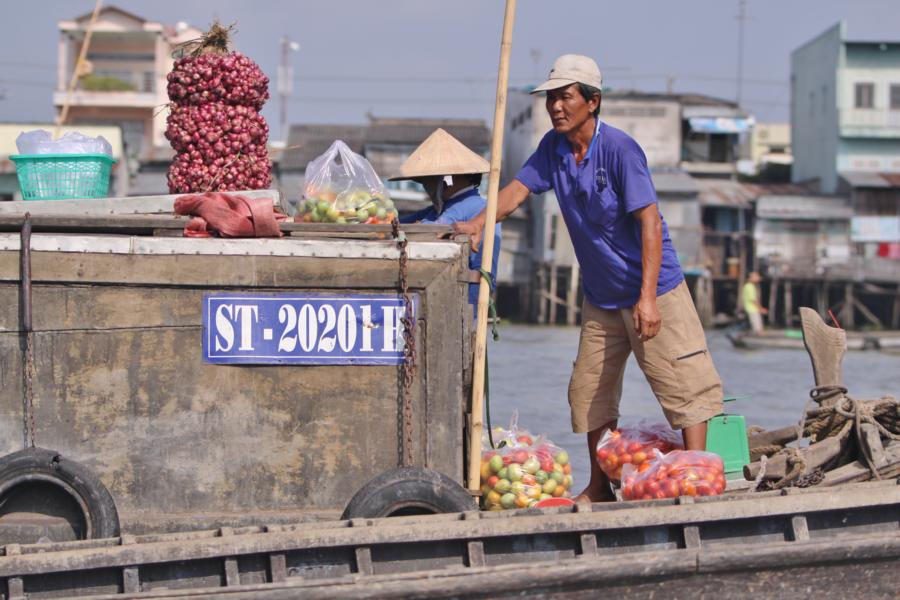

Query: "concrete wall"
(791, 22), (842, 192)
(602, 98), (681, 168)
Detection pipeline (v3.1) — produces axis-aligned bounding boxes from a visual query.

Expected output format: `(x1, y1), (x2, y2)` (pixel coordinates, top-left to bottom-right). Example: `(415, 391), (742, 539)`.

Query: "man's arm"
(450, 179), (530, 251)
(632, 203), (663, 341)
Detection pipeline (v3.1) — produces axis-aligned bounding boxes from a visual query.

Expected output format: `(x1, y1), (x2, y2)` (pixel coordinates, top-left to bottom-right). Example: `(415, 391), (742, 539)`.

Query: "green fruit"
(310, 211), (322, 223)
(522, 458), (540, 474)
(510, 481), (525, 495)
(554, 451), (569, 466)
(356, 208), (370, 221)
(317, 201), (331, 213)
(497, 467), (508, 480)
(326, 207), (341, 222)
(383, 198), (395, 210)
(335, 216), (347, 224)
(494, 479), (511, 493)
(551, 470), (565, 484)
(507, 464), (523, 482)
(563, 475), (573, 489)
(489, 455), (503, 473)
(553, 463), (564, 474)
(500, 493), (516, 509)
(540, 493), (552, 500)
(534, 470), (548, 484)
(376, 207), (387, 219)
(542, 479), (557, 494)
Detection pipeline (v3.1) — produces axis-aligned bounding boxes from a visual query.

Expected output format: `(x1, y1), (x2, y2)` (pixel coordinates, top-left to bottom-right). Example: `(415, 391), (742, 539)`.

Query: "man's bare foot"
(574, 483), (615, 504)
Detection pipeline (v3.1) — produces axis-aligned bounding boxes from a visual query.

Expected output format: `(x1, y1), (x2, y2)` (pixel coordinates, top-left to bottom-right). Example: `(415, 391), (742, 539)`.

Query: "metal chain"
(20, 214), (36, 448)
(392, 219), (416, 467)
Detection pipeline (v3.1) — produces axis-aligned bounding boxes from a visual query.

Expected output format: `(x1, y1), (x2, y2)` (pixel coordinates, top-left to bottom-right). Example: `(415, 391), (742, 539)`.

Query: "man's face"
(545, 83), (597, 134)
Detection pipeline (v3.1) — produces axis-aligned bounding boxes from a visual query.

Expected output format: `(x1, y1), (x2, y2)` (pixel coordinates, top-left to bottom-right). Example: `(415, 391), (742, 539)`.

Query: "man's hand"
(450, 219), (483, 253)
(760, 307), (769, 315)
(633, 294), (661, 341)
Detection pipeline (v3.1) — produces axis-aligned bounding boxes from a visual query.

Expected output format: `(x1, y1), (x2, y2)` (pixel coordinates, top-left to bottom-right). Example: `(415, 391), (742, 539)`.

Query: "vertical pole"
(843, 282), (855, 330)
(784, 281), (793, 328)
(768, 278), (778, 327)
(548, 264), (559, 325)
(467, 0), (517, 492)
(736, 0), (746, 106)
(566, 262), (580, 325)
(56, 0), (103, 137)
(280, 37), (288, 143)
(536, 265), (547, 324)
(892, 284), (900, 329)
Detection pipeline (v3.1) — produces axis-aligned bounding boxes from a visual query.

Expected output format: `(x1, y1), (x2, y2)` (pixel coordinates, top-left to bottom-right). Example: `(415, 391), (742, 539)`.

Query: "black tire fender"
(341, 467), (476, 519)
(0, 447), (120, 539)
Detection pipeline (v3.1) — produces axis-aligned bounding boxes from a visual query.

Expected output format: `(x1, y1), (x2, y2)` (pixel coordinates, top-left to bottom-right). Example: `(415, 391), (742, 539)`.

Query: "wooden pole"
(467, 0), (517, 492)
(56, 0), (104, 138)
(566, 262), (580, 325)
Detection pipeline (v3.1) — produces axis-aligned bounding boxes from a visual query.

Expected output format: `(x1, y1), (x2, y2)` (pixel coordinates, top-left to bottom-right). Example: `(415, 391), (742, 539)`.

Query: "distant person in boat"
(390, 128), (501, 312)
(452, 54), (723, 503)
(742, 272), (768, 334)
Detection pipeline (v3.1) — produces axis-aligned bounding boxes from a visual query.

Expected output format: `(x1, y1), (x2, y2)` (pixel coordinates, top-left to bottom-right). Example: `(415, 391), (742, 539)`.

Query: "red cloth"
(174, 192), (287, 238)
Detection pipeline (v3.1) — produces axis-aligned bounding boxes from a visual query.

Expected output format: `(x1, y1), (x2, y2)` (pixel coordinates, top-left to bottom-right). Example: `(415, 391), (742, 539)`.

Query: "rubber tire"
(0, 447), (120, 539)
(341, 467), (476, 519)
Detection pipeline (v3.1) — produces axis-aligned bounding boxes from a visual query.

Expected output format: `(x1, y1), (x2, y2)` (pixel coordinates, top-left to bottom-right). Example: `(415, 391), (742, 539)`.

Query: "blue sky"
(1, 0), (898, 139)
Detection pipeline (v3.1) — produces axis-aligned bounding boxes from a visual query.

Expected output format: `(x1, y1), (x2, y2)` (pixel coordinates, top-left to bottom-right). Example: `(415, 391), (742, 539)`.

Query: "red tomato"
(638, 462), (652, 473)
(541, 458), (555, 473)
(516, 435), (533, 446)
(633, 482), (645, 497)
(679, 480), (697, 496)
(563, 464), (572, 475)
(596, 448), (609, 461)
(642, 494), (653, 500)
(662, 479), (680, 498)
(606, 455), (619, 468)
(486, 476), (499, 488)
(632, 451), (648, 464)
(521, 474), (536, 486)
(619, 453), (633, 465)
(654, 489), (668, 500)
(627, 441), (643, 454)
(615, 443), (628, 455)
(512, 450), (529, 464)
(646, 481), (661, 495)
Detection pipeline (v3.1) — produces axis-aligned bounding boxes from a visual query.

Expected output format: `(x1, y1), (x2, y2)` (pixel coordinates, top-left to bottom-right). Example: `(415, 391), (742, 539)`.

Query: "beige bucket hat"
(531, 54), (603, 94)
(389, 128), (490, 181)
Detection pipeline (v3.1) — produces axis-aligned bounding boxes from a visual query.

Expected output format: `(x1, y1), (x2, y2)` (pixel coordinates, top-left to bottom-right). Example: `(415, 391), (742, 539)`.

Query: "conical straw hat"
(388, 128), (490, 181)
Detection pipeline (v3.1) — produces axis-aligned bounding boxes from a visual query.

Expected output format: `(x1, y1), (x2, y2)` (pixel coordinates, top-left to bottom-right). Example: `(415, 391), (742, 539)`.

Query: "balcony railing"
(840, 109), (900, 135)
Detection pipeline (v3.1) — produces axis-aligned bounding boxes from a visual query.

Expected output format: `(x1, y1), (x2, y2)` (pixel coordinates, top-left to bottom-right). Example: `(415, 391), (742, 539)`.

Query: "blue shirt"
(515, 121), (683, 310)
(400, 188), (502, 308)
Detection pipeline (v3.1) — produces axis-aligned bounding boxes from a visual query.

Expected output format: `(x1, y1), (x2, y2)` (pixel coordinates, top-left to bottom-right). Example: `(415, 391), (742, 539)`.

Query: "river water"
(487, 324), (900, 491)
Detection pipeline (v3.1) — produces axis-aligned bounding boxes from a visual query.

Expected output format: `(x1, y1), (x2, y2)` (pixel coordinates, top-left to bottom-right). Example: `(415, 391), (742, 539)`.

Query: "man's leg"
(568, 302), (631, 503)
(577, 420), (617, 502)
(748, 311), (763, 334)
(625, 281), (723, 446)
(681, 421), (707, 450)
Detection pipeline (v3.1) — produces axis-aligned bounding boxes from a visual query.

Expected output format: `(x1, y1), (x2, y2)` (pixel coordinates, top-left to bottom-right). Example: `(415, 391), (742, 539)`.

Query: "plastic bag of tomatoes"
(621, 450), (726, 501)
(479, 419), (573, 511)
(594, 422), (683, 483)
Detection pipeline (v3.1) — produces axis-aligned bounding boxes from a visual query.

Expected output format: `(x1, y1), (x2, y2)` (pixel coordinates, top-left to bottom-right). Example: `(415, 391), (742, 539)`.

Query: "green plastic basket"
(10, 153), (116, 200)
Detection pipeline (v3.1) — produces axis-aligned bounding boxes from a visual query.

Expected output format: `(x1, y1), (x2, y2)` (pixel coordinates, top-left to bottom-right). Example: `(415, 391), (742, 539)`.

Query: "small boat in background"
(727, 328), (900, 352)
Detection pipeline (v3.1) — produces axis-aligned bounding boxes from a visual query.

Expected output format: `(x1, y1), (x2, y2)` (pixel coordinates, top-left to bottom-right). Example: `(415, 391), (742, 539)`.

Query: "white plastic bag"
(296, 140), (394, 224)
(16, 130), (113, 156)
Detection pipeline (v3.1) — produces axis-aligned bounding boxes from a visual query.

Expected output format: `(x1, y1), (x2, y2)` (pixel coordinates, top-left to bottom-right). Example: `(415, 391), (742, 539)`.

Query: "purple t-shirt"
(515, 121), (683, 310)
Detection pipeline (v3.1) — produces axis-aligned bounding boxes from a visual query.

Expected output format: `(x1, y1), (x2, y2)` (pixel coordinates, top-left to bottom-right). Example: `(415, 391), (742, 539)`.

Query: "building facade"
(55, 6), (201, 162)
(792, 21), (900, 193)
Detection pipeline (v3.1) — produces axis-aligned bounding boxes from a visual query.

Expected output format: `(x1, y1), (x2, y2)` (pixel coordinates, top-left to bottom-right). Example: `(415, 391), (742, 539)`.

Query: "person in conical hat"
(390, 128), (501, 310)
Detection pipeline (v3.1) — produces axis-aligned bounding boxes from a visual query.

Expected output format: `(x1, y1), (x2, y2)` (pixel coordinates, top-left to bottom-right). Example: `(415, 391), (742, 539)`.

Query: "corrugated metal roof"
(651, 171), (697, 195)
(695, 179), (817, 208)
(281, 119), (489, 173)
(756, 195), (852, 220)
(281, 124), (368, 172)
(840, 170), (900, 188)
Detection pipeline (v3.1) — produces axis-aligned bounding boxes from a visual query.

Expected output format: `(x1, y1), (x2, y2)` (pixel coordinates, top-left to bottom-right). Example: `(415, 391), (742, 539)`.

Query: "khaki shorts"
(568, 280), (723, 432)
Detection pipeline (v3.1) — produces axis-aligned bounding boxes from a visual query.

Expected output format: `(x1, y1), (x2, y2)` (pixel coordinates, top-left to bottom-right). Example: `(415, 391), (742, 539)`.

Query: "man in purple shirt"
(454, 55), (723, 503)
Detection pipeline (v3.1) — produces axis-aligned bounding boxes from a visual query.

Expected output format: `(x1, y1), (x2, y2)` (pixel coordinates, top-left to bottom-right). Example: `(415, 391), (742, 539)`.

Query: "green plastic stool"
(706, 395), (751, 479)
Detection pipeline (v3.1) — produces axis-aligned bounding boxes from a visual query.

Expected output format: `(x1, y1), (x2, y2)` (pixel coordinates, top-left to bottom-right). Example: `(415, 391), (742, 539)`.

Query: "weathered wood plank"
(0, 482), (896, 576)
(0, 249), (456, 289)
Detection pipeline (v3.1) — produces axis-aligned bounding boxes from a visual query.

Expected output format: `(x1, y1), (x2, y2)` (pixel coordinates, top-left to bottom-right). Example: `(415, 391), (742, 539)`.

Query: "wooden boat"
(0, 478), (897, 598)
(726, 328), (900, 352)
(0, 196), (897, 598)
